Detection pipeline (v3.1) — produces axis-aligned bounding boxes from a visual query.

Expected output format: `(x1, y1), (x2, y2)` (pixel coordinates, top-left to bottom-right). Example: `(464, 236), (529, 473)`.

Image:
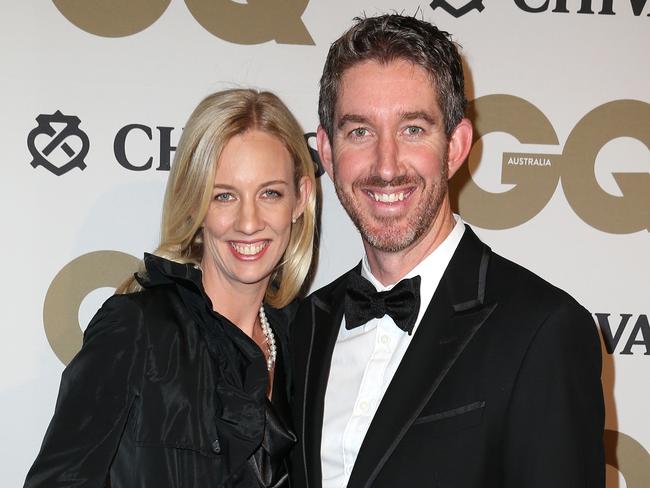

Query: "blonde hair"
(119, 89), (316, 307)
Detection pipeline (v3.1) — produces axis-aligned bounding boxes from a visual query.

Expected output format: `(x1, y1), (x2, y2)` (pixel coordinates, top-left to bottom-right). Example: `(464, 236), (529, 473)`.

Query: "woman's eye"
(262, 189), (282, 199)
(214, 193), (234, 202)
(404, 126), (424, 136)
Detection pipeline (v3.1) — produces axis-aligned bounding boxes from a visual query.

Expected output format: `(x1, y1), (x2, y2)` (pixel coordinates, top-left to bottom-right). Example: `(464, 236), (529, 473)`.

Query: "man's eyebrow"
(401, 111), (437, 125)
(336, 111), (437, 130)
(336, 114), (370, 130)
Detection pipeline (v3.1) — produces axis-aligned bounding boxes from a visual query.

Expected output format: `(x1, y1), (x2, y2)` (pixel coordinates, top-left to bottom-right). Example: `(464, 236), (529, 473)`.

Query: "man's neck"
(364, 209), (456, 286)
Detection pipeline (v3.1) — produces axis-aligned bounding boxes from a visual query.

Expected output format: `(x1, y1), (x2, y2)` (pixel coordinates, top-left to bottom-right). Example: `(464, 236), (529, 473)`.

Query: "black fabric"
(24, 254), (295, 488)
(290, 226), (605, 488)
(344, 272), (421, 334)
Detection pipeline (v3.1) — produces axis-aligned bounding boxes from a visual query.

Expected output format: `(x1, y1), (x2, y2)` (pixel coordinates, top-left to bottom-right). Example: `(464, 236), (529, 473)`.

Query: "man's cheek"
(336, 152), (371, 178)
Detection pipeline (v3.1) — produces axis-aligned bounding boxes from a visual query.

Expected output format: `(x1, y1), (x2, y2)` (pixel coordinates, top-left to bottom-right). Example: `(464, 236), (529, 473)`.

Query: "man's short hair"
(318, 14), (467, 141)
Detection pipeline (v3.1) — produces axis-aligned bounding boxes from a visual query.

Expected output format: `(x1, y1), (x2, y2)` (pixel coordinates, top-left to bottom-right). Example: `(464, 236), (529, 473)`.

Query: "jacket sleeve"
(24, 294), (145, 487)
(503, 298), (605, 487)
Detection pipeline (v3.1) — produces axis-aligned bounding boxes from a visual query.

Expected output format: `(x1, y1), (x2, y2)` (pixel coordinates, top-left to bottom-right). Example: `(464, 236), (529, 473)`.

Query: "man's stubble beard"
(332, 157), (449, 253)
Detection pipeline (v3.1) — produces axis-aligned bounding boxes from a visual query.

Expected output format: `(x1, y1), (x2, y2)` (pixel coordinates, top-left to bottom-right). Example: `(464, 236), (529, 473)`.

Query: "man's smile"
(364, 188), (415, 203)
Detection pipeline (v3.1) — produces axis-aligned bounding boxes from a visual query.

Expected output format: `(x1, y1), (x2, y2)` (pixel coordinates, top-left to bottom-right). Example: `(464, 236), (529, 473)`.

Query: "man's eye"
(350, 127), (369, 138)
(404, 126), (424, 136)
(214, 193), (234, 202)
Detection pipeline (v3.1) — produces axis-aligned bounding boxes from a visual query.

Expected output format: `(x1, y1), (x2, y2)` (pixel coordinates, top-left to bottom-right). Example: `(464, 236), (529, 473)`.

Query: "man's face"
(318, 59), (457, 253)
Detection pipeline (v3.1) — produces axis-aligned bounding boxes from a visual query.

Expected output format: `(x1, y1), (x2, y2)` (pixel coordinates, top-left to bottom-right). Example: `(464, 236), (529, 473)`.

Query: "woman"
(24, 89), (316, 487)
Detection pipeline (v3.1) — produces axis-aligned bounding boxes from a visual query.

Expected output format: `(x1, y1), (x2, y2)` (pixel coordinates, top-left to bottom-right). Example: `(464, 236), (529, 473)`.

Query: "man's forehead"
(334, 59), (440, 123)
(339, 58), (434, 86)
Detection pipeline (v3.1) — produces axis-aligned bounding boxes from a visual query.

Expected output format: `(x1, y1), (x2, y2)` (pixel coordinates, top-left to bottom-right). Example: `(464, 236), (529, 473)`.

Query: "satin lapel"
(347, 227), (497, 488)
(301, 274), (349, 488)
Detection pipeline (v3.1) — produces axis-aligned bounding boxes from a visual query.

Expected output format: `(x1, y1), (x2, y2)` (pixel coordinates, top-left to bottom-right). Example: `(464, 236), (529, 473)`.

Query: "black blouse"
(24, 254), (296, 488)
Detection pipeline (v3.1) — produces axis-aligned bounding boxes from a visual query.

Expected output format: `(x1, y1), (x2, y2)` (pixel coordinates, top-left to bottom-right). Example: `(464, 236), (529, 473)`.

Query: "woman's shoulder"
(85, 286), (183, 339)
(105, 285), (175, 314)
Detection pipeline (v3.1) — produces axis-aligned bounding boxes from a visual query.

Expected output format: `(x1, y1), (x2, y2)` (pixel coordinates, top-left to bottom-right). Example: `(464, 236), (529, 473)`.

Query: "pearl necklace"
(259, 305), (276, 371)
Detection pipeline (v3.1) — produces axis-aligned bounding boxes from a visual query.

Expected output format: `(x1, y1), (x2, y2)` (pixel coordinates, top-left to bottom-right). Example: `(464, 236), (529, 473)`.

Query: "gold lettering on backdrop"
(561, 100), (650, 234)
(52, 0), (314, 45)
(43, 251), (140, 365)
(453, 96), (650, 233)
(53, 0), (171, 37)
(605, 429), (650, 487)
(185, 0), (314, 45)
(453, 94), (561, 229)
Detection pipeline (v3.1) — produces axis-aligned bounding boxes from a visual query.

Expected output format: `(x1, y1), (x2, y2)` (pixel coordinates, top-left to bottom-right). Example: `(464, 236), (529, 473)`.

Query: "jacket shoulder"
(488, 251), (582, 307)
(485, 250), (595, 344)
(83, 292), (145, 342)
(91, 285), (189, 342)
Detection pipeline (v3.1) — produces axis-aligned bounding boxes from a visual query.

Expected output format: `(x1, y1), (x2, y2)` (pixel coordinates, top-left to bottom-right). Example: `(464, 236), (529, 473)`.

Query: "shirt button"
(345, 465), (353, 475)
(211, 437), (221, 454)
(359, 401), (369, 412)
(381, 335), (390, 344)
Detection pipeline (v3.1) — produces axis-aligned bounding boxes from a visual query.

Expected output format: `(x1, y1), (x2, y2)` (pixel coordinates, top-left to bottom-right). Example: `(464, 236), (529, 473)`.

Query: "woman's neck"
(200, 264), (268, 338)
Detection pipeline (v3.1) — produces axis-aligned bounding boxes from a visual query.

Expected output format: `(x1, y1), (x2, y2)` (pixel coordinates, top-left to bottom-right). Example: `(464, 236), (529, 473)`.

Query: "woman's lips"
(228, 240), (270, 260)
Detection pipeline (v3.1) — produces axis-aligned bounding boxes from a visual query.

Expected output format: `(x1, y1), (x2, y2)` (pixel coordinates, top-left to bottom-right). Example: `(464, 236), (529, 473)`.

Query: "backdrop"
(2, 1), (648, 486)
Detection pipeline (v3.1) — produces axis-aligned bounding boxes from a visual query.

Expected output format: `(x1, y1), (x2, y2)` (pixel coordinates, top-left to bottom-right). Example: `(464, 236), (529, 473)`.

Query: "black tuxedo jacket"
(290, 227), (604, 488)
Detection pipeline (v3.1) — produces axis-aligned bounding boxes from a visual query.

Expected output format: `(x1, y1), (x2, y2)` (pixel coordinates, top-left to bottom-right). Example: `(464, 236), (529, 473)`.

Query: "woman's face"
(201, 129), (310, 291)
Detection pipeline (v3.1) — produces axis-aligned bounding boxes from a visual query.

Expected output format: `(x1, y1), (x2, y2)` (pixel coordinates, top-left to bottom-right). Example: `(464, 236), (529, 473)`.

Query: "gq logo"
(453, 95), (650, 234)
(52, 0), (313, 45)
(27, 110), (90, 176)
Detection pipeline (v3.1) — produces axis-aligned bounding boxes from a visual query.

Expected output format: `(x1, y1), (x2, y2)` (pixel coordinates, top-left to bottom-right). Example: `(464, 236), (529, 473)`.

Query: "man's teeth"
(372, 191), (405, 203)
(231, 242), (267, 255)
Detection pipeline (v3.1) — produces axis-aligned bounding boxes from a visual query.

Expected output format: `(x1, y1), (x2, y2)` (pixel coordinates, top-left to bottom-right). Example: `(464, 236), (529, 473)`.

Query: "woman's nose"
(235, 199), (265, 234)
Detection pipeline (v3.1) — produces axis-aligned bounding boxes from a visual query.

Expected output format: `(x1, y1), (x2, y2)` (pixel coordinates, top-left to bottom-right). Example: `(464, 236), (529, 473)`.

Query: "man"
(290, 14), (604, 488)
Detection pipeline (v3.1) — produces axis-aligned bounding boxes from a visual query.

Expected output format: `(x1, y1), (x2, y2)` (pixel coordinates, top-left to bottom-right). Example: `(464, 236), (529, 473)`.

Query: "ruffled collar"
(135, 253), (203, 290)
(135, 253), (279, 481)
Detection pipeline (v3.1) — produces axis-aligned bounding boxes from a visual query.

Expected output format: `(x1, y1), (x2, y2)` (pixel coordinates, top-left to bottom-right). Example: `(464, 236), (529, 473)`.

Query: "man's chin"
(359, 224), (417, 253)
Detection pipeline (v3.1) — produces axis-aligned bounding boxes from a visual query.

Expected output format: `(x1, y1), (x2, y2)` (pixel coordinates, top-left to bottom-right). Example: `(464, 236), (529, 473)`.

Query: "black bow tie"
(344, 272), (421, 334)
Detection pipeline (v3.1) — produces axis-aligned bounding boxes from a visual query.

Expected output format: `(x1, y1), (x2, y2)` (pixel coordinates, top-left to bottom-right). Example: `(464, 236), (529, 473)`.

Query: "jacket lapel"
(301, 272), (351, 488)
(347, 227), (497, 488)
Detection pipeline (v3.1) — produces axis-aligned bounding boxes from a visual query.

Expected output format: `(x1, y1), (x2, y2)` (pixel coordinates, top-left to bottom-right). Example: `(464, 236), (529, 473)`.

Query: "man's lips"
(228, 240), (270, 259)
(364, 188), (415, 204)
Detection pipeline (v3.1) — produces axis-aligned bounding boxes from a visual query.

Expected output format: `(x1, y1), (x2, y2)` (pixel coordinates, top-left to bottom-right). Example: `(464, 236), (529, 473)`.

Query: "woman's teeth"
(231, 241), (267, 255)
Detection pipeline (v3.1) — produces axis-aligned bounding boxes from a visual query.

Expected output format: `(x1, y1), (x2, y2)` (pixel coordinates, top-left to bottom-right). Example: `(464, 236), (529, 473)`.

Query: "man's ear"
(446, 118), (473, 180)
(293, 175), (312, 221)
(316, 125), (334, 179)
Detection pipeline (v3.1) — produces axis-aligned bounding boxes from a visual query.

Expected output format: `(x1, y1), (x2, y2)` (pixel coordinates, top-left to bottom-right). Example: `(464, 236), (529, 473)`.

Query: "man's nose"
(374, 134), (401, 182)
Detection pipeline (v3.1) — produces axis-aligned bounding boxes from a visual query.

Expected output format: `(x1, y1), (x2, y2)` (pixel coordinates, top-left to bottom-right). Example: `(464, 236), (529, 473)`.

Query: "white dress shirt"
(320, 216), (466, 488)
